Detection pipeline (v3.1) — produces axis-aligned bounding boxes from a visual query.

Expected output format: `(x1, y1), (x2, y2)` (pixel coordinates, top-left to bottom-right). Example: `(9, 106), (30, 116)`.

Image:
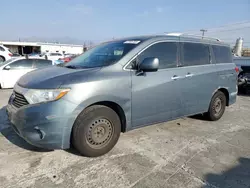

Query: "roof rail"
(165, 32), (221, 42)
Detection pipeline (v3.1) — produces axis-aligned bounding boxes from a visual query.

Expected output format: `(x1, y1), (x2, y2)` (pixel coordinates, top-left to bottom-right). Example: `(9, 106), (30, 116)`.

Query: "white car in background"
(42, 52), (64, 61)
(0, 45), (13, 62)
(0, 57), (59, 89)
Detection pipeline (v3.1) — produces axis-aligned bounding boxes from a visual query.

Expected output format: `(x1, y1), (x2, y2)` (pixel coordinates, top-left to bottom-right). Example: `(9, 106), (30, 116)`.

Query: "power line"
(184, 20), (250, 33)
(205, 26), (250, 34)
(204, 20), (250, 30)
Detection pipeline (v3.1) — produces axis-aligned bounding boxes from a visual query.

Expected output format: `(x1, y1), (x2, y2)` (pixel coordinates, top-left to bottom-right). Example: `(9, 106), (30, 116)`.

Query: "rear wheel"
(72, 105), (121, 157)
(0, 56), (5, 62)
(206, 91), (226, 121)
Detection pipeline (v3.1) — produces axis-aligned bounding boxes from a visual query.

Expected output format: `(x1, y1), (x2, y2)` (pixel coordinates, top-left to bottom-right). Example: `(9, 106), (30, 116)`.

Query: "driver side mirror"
(139, 57), (159, 72)
(4, 65), (11, 70)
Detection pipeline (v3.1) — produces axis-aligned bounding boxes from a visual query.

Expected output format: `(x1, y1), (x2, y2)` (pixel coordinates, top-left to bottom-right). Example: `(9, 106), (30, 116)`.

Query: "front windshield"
(65, 40), (141, 68)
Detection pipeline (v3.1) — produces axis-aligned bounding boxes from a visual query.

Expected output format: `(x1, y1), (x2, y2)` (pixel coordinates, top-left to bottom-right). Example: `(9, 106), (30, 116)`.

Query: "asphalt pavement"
(0, 89), (250, 188)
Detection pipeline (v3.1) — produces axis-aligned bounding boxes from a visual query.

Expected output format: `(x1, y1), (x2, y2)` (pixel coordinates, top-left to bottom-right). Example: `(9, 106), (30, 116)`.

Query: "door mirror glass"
(4, 65), (11, 70)
(139, 57), (159, 72)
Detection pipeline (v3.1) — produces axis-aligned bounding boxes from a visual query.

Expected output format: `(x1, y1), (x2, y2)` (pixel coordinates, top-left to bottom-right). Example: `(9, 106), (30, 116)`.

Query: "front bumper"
(6, 95), (79, 150)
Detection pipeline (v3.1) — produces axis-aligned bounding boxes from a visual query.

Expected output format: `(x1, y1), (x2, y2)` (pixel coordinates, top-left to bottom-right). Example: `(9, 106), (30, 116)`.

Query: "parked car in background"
(12, 53), (22, 57)
(234, 57), (250, 93)
(6, 34), (237, 157)
(0, 57), (57, 89)
(59, 54), (78, 63)
(0, 45), (12, 62)
(64, 53), (74, 57)
(28, 52), (41, 57)
(41, 52), (64, 61)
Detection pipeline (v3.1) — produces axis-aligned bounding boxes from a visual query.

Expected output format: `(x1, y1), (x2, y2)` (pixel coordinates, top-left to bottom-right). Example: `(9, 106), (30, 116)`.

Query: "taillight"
(235, 67), (239, 73)
(8, 53), (12, 57)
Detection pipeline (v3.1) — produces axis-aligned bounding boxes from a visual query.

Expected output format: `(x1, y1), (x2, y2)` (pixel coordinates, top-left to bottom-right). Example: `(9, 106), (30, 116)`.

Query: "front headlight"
(24, 89), (70, 104)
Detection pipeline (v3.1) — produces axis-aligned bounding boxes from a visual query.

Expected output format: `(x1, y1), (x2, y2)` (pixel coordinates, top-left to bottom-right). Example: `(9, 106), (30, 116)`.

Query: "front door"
(131, 41), (185, 127)
(2, 59), (34, 88)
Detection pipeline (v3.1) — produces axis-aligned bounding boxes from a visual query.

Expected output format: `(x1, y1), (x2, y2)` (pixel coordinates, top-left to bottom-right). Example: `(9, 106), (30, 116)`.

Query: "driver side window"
(137, 42), (178, 69)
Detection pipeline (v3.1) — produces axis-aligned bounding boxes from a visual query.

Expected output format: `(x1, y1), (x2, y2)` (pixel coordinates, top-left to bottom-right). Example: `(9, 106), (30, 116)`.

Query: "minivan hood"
(18, 66), (101, 89)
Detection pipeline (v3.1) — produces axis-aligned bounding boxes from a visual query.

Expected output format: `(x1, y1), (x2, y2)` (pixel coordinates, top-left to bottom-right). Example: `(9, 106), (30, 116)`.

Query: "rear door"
(1, 59), (34, 88)
(212, 45), (237, 100)
(178, 42), (218, 115)
(131, 41), (185, 127)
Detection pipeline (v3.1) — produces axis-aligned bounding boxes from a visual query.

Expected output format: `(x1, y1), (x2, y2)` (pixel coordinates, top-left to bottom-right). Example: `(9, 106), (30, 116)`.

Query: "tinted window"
(137, 42), (178, 69)
(212, 45), (232, 63)
(7, 59), (33, 69)
(0, 46), (5, 52)
(34, 59), (52, 68)
(182, 43), (210, 66)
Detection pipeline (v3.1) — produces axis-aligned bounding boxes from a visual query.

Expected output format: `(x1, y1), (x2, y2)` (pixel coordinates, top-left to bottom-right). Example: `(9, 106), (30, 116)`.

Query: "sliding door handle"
(171, 75), (181, 80)
(185, 73), (194, 77)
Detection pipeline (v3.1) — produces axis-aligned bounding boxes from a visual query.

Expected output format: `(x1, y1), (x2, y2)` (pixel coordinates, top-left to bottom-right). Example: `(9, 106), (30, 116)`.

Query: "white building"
(0, 41), (84, 55)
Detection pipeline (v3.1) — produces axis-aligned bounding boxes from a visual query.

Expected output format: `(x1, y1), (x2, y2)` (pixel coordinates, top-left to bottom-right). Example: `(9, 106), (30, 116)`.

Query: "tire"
(207, 91), (226, 121)
(72, 105), (121, 157)
(0, 56), (5, 62)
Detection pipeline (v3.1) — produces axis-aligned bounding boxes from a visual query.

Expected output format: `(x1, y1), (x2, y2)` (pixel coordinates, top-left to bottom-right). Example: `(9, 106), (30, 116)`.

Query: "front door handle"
(185, 73), (194, 77)
(171, 75), (180, 80)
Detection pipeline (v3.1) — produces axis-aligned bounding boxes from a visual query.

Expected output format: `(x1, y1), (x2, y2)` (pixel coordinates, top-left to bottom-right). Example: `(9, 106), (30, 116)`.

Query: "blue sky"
(0, 0), (250, 46)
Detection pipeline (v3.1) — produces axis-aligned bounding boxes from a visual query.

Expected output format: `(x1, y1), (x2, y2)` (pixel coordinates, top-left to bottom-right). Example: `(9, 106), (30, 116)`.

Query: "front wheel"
(72, 105), (121, 157)
(206, 91), (226, 121)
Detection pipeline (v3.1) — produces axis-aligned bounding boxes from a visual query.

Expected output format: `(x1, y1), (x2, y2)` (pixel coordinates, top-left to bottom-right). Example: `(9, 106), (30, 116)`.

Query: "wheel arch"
(64, 95), (131, 149)
(87, 101), (127, 133)
(213, 87), (229, 106)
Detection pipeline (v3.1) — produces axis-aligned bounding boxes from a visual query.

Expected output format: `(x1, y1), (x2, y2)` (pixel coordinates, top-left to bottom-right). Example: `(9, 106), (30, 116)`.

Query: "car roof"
(109, 34), (230, 46)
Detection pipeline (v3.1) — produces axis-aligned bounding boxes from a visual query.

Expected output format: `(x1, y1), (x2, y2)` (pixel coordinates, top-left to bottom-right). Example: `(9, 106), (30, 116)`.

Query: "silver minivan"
(7, 34), (238, 157)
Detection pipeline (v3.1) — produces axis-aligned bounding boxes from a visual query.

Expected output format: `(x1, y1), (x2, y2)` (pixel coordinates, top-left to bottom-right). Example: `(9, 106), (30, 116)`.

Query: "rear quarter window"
(212, 45), (232, 64)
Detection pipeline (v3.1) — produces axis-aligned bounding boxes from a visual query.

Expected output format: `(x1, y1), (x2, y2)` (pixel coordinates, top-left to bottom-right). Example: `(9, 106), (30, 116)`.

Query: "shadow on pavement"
(65, 147), (82, 157)
(203, 157), (250, 188)
(0, 106), (51, 152)
(189, 114), (209, 121)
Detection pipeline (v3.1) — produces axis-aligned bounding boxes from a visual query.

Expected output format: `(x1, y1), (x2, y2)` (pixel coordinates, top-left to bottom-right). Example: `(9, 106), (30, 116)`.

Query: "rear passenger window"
(33, 59), (52, 68)
(138, 42), (178, 69)
(183, 43), (210, 66)
(212, 45), (232, 63)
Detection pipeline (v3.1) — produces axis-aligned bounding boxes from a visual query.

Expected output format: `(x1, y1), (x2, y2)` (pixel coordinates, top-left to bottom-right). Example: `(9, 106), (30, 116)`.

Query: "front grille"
(12, 92), (29, 108)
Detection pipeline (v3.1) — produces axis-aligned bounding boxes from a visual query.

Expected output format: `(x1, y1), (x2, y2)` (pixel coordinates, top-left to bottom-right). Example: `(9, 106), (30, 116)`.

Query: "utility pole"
(200, 29), (207, 39)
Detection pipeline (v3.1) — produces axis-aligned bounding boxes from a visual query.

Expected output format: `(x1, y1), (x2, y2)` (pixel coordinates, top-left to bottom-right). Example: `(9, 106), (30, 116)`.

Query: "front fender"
(62, 94), (132, 149)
